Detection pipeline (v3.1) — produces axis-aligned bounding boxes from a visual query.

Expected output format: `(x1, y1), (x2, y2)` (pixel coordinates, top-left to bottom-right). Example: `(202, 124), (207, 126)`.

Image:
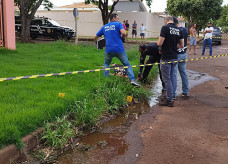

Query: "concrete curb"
(0, 128), (43, 164)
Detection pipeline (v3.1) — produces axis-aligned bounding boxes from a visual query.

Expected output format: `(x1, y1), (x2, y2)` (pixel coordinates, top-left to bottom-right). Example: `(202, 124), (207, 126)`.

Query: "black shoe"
(181, 93), (189, 99)
(159, 99), (174, 107)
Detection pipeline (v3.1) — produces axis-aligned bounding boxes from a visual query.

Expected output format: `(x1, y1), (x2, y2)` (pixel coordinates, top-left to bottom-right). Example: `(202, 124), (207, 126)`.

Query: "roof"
(59, 2), (98, 9)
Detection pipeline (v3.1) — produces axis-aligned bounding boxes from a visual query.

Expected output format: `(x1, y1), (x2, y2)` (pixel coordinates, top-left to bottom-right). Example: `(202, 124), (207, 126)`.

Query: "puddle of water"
(57, 102), (151, 164)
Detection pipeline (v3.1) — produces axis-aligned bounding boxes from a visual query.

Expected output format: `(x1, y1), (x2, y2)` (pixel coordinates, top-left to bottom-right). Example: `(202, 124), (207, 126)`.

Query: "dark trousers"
(141, 58), (165, 88)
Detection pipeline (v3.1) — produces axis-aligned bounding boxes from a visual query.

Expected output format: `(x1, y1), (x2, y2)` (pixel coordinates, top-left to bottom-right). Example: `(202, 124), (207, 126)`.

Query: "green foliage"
(216, 5), (228, 27)
(0, 41), (152, 148)
(167, 0), (223, 30)
(41, 116), (75, 149)
(222, 26), (228, 33)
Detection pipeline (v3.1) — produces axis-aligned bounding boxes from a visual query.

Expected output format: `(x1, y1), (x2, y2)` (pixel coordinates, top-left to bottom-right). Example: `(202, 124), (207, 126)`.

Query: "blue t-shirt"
(96, 21), (125, 53)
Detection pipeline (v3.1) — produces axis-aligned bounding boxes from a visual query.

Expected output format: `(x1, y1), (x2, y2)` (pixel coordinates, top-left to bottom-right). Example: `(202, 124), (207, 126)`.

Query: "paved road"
(110, 36), (228, 164)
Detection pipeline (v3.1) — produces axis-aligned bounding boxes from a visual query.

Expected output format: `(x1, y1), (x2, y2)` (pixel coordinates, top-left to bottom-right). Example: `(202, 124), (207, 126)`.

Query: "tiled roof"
(59, 2), (98, 8)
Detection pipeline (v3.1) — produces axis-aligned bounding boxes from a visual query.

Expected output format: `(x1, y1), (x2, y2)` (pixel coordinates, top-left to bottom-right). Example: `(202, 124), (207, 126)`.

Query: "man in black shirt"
(157, 16), (184, 107)
(125, 20), (129, 40)
(138, 43), (165, 90)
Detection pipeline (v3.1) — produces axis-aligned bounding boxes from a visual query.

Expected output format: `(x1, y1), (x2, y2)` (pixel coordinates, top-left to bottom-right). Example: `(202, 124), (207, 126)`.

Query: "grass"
(0, 41), (157, 149)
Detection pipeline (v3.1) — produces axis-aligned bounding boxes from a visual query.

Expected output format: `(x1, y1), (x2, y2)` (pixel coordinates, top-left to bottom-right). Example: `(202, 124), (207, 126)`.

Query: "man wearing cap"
(202, 22), (214, 56)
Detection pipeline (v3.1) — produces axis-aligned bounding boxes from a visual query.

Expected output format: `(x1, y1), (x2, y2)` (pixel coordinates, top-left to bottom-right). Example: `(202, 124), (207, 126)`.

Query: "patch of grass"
(0, 41), (156, 148)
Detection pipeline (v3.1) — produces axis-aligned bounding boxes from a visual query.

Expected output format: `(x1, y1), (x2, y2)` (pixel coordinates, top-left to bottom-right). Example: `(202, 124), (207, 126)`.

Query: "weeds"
(41, 116), (75, 149)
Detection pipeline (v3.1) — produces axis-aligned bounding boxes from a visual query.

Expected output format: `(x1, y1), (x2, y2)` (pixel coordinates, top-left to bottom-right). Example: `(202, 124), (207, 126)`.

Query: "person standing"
(173, 17), (189, 99)
(140, 23), (146, 40)
(122, 20), (126, 30)
(138, 43), (165, 91)
(125, 20), (129, 40)
(132, 21), (137, 39)
(202, 22), (214, 56)
(94, 13), (140, 87)
(189, 24), (197, 55)
(157, 16), (184, 107)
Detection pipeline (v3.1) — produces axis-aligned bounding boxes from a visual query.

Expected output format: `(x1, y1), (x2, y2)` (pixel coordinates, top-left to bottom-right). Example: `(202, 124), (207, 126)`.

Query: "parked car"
(212, 26), (222, 45)
(15, 16), (75, 40)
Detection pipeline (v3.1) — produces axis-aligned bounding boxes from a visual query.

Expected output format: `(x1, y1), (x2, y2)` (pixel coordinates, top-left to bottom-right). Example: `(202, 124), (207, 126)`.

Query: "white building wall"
(36, 10), (166, 38)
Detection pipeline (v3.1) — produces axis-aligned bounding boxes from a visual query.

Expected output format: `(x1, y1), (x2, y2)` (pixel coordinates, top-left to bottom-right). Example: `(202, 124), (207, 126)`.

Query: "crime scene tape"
(189, 35), (228, 40)
(0, 54), (227, 82)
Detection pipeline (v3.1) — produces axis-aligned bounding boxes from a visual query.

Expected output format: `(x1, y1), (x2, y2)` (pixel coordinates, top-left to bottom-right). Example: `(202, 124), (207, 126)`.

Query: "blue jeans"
(160, 59), (177, 102)
(202, 38), (212, 55)
(173, 53), (189, 97)
(104, 51), (136, 81)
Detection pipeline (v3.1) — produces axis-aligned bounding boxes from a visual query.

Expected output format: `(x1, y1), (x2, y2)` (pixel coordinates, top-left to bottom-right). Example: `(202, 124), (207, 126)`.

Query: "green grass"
(0, 41), (157, 148)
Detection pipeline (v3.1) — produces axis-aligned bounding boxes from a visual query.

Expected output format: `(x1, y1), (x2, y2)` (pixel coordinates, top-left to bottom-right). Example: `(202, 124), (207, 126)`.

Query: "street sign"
(73, 8), (78, 18)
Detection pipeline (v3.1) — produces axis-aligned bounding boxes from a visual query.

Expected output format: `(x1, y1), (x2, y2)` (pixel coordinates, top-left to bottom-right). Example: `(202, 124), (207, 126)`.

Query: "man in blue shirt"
(94, 13), (140, 87)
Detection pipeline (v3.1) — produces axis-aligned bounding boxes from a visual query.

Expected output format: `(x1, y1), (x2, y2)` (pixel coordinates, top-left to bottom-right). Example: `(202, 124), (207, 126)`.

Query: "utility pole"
(73, 8), (78, 45)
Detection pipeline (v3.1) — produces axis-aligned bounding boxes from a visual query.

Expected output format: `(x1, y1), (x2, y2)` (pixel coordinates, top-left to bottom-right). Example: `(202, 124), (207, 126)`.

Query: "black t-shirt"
(125, 23), (129, 30)
(160, 23), (183, 60)
(177, 27), (188, 54)
(139, 43), (161, 72)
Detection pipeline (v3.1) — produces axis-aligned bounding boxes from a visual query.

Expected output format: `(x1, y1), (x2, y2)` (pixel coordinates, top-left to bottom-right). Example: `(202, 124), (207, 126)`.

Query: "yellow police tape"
(0, 54), (227, 82)
(189, 35), (228, 39)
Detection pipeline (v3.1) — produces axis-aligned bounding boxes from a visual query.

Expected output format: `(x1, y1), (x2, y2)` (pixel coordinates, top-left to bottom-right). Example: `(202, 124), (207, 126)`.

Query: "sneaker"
(194, 53), (197, 55)
(159, 99), (174, 107)
(201, 54), (204, 56)
(131, 80), (141, 87)
(209, 54), (212, 56)
(181, 93), (189, 99)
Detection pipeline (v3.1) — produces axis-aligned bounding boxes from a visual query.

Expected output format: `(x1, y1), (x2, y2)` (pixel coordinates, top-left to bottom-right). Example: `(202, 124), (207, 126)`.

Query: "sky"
(48, 0), (228, 12)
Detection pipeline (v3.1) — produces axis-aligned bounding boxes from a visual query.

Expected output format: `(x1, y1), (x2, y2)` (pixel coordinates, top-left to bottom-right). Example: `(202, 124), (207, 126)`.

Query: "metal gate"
(0, 0), (4, 47)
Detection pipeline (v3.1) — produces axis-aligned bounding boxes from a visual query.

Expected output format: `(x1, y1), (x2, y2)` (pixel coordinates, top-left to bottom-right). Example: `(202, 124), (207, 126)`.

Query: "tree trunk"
(19, 0), (43, 42)
(21, 18), (31, 43)
(99, 0), (119, 25)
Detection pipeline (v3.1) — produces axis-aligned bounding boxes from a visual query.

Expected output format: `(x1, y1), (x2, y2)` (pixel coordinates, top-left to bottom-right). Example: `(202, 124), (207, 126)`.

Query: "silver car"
(212, 26), (222, 45)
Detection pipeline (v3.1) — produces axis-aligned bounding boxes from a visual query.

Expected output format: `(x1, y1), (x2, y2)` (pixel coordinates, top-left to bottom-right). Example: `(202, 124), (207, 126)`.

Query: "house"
(0, 0), (15, 50)
(113, 0), (147, 12)
(36, 2), (178, 38)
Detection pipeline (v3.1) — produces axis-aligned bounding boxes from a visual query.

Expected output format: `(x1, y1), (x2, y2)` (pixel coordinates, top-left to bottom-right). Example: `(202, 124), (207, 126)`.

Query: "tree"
(14, 0), (53, 42)
(167, 0), (223, 32)
(216, 5), (228, 27)
(86, 0), (152, 25)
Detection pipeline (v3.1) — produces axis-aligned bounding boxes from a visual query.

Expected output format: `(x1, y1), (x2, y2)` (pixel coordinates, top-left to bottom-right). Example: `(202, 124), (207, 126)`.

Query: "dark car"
(15, 16), (75, 40)
(212, 26), (222, 45)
